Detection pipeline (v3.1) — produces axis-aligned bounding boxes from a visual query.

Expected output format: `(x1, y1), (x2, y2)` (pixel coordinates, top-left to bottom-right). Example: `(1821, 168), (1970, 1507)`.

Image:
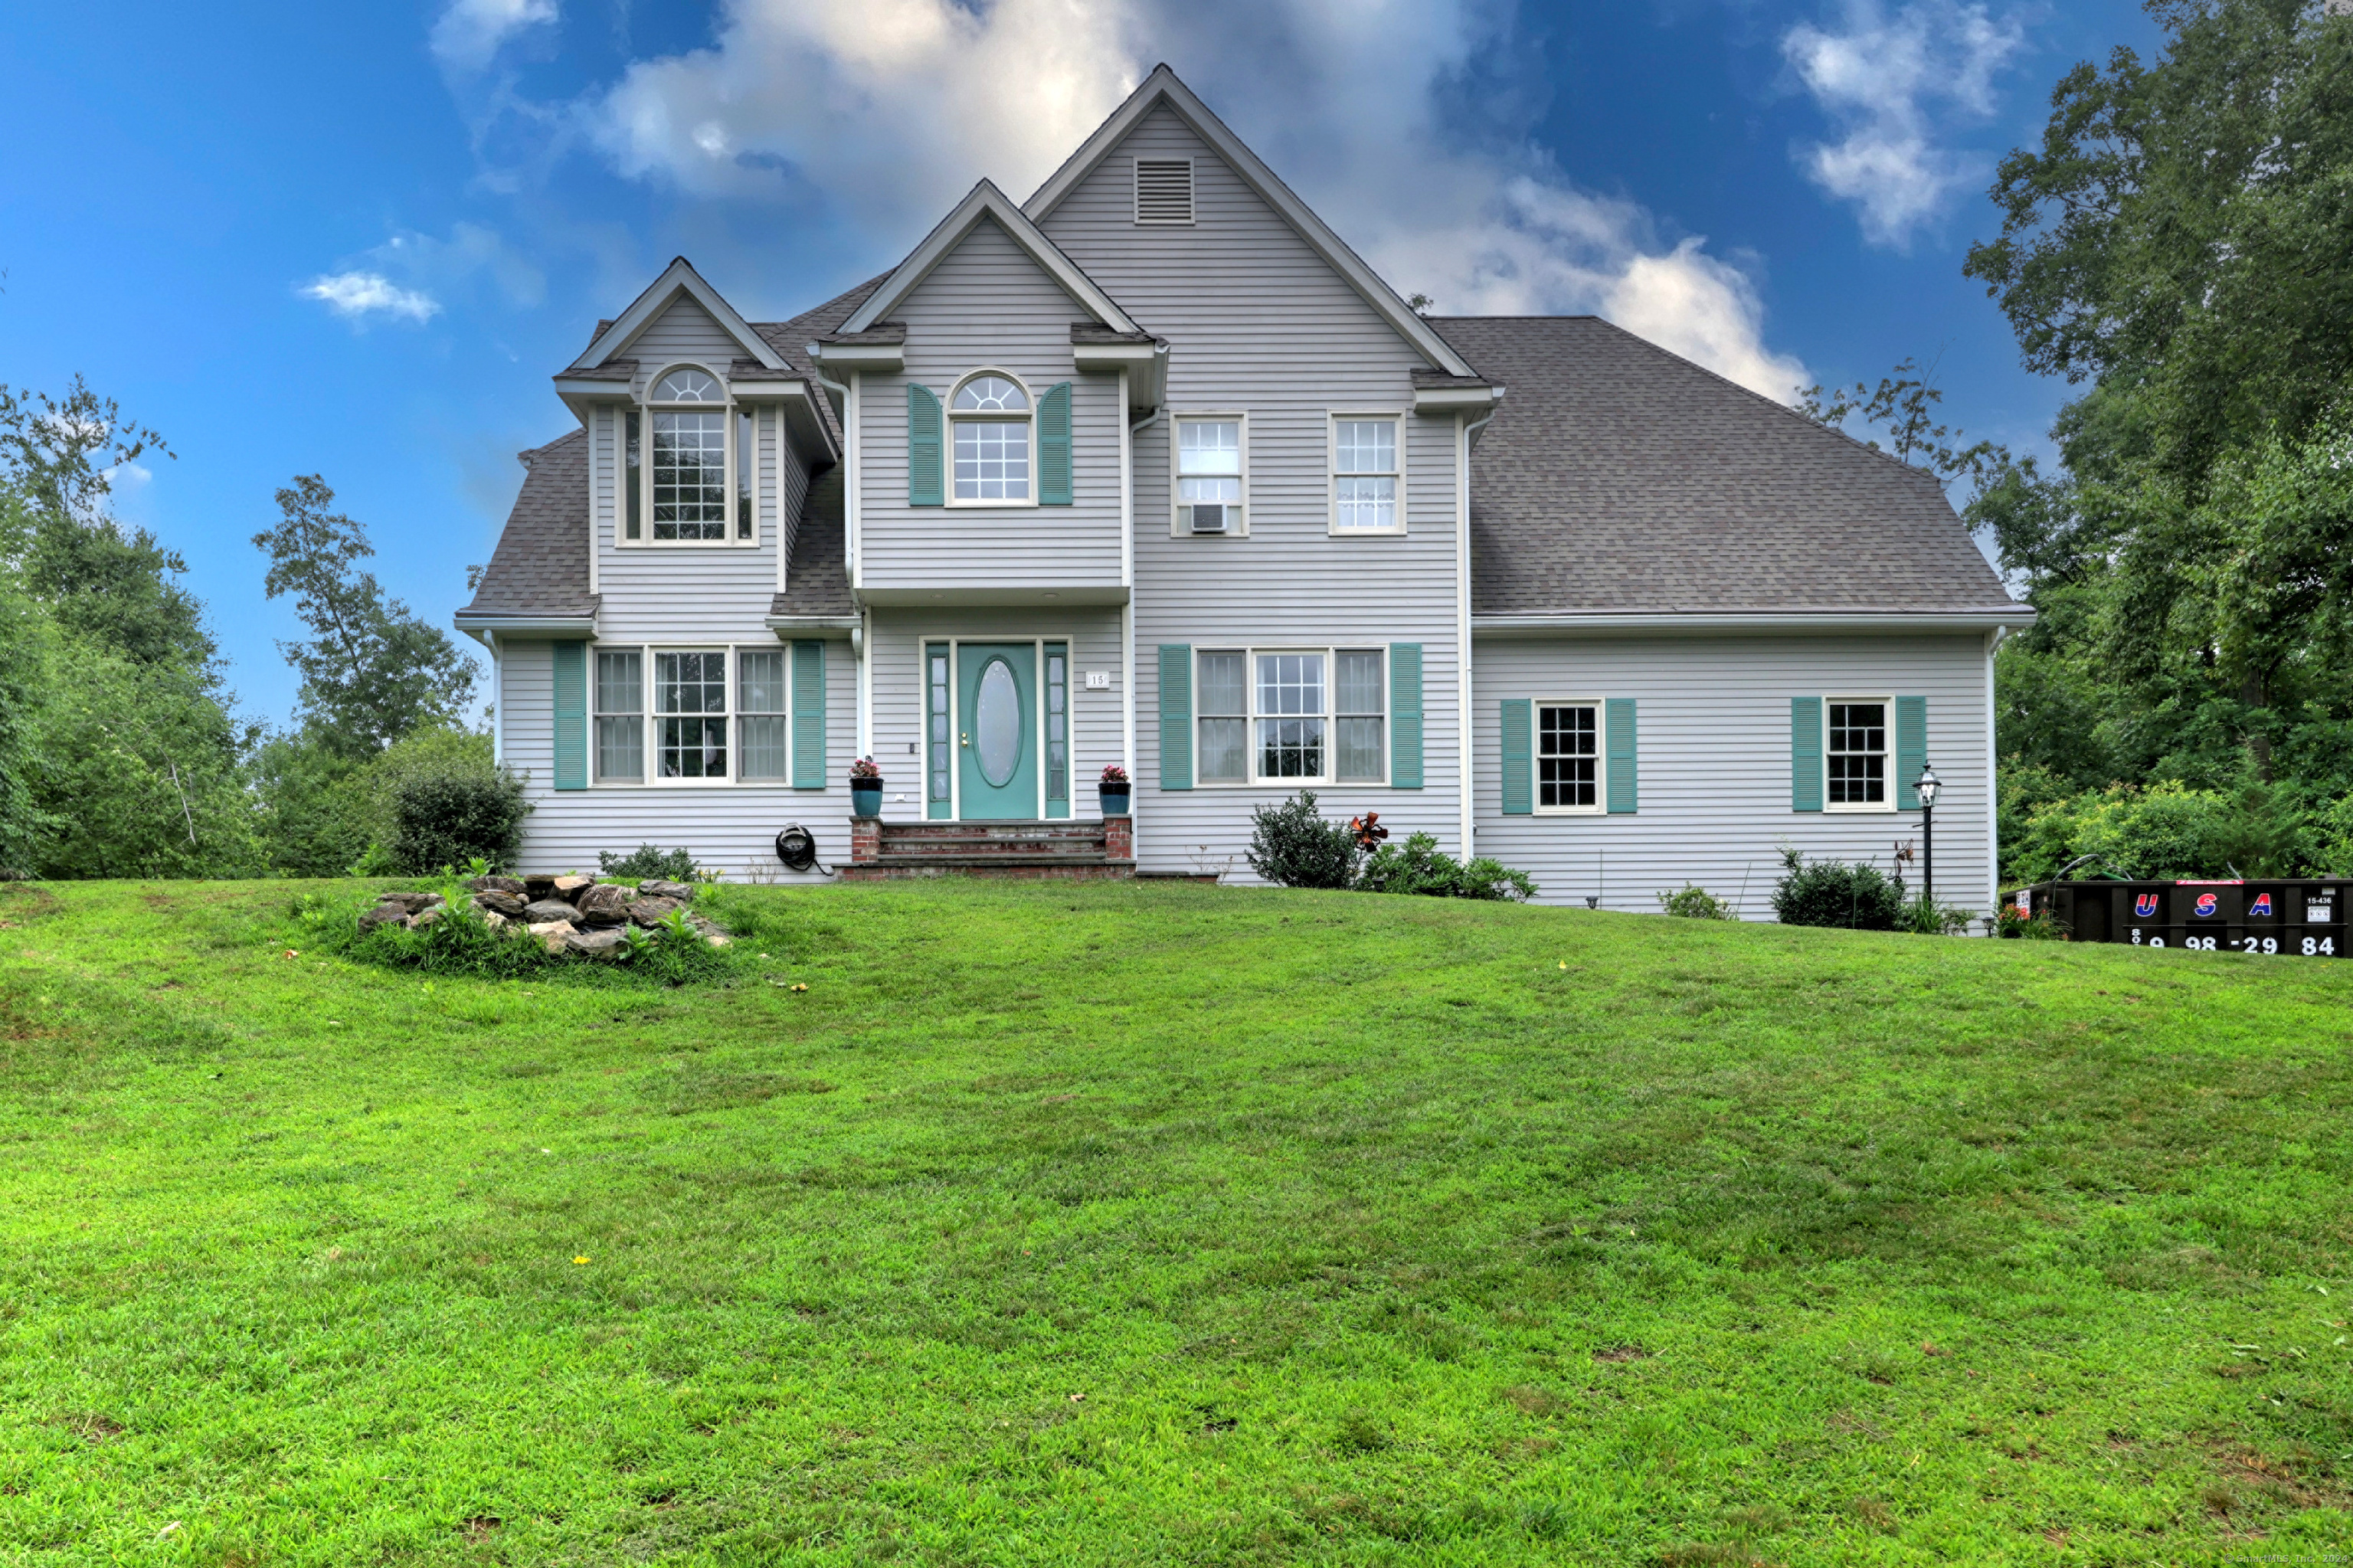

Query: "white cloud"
(1782, 0), (2026, 248)
(432, 0), (558, 72)
(571, 0), (1810, 401)
(300, 272), (443, 323)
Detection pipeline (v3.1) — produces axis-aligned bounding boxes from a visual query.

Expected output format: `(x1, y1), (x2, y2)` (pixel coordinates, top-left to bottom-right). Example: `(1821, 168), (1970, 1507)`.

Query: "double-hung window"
(1536, 702), (1599, 812)
(1827, 699), (1889, 808)
(737, 650), (788, 781)
(950, 373), (1031, 502)
(594, 650), (644, 782)
(1174, 417), (1243, 533)
(1196, 647), (1388, 784)
(1332, 416), (1402, 532)
(655, 651), (728, 779)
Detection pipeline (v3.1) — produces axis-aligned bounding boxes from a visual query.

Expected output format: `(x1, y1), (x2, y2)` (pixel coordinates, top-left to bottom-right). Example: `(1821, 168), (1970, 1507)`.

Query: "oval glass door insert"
(974, 658), (1022, 787)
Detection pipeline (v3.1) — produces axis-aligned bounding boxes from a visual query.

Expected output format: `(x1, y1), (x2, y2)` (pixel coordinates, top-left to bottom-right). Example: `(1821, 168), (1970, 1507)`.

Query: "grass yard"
(2, 878), (2350, 1566)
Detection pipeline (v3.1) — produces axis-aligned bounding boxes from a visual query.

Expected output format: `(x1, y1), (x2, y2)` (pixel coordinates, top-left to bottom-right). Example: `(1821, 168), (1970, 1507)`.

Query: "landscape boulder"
(357, 903), (411, 935)
(411, 906), (444, 931)
(690, 915), (731, 948)
(564, 927), (626, 959)
(627, 895), (683, 927)
(526, 918), (576, 954)
(473, 889), (527, 918)
(574, 883), (631, 926)
(522, 898), (581, 925)
(466, 873), (525, 896)
(638, 879), (695, 902)
(552, 875), (596, 898)
(377, 890), (444, 914)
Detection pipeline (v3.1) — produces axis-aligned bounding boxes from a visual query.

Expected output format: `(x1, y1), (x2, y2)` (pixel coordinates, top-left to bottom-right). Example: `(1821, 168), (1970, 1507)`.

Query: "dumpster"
(2003, 878), (2351, 955)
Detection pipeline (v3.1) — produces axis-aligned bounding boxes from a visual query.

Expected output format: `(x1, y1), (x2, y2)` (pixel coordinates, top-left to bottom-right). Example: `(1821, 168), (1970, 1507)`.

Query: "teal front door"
(957, 643), (1039, 820)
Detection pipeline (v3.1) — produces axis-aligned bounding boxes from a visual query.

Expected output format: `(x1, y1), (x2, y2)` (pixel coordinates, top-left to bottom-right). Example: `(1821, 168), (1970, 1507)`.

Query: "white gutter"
(1473, 610), (2037, 635)
(453, 614), (597, 637)
(762, 616), (860, 635)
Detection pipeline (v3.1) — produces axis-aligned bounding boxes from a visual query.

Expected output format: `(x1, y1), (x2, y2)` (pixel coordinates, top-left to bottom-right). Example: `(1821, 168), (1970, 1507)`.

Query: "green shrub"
(2007, 781), (2309, 883)
(1897, 894), (1975, 935)
(1997, 905), (2068, 940)
(1356, 831), (1538, 902)
(1657, 884), (1734, 920)
(599, 844), (699, 882)
(1245, 791), (1360, 889)
(1770, 847), (1906, 931)
(381, 754), (529, 875)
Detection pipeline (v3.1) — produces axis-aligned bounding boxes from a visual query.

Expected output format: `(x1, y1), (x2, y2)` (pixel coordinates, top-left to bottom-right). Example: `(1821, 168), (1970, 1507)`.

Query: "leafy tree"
(1798, 357), (2011, 493)
(254, 475), (479, 757)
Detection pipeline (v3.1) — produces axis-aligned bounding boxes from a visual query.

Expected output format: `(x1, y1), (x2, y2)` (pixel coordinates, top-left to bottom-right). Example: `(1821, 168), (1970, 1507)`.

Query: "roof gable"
(842, 180), (1140, 336)
(1024, 65), (1475, 378)
(571, 257), (784, 373)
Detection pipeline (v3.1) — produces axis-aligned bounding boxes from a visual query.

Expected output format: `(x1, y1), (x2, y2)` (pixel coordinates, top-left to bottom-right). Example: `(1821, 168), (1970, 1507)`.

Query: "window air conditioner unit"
(1184, 503), (1230, 534)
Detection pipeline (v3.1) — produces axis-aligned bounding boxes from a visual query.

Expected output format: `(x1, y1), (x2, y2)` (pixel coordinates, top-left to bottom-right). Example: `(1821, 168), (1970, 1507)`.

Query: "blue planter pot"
(1098, 784), (1131, 817)
(850, 784), (883, 817)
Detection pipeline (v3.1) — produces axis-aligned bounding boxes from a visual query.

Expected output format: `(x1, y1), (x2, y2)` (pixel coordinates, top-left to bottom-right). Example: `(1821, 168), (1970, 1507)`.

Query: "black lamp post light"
(1915, 762), (1941, 903)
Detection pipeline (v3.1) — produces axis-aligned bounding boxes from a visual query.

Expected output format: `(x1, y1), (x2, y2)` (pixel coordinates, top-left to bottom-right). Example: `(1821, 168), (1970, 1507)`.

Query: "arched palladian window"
(950, 372), (1031, 502)
(645, 365), (728, 541)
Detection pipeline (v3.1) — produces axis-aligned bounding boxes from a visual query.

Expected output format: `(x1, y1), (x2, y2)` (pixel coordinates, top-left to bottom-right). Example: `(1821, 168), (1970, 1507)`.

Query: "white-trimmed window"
(594, 649), (644, 782)
(655, 650), (728, 779)
(1196, 647), (1388, 785)
(648, 368), (729, 542)
(1332, 416), (1402, 533)
(1173, 416), (1244, 534)
(738, 649), (788, 781)
(1827, 699), (1890, 810)
(950, 372), (1032, 503)
(1536, 702), (1599, 813)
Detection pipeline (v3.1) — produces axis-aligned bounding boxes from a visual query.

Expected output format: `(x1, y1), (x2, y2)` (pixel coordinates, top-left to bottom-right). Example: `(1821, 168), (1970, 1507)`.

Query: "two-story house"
(456, 67), (2029, 915)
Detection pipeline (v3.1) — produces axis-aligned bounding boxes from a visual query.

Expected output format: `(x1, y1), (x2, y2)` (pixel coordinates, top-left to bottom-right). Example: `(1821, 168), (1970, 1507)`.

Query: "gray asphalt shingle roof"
(1430, 315), (2022, 617)
(457, 429), (595, 620)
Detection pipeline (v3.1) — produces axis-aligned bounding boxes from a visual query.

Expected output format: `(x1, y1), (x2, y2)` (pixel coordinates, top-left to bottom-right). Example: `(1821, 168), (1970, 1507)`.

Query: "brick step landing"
(842, 816), (1134, 881)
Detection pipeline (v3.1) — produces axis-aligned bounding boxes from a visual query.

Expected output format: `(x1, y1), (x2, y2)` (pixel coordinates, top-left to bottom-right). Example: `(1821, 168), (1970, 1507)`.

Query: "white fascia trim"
(842, 179), (1141, 337)
(1473, 611), (2039, 635)
(571, 257), (787, 373)
(764, 617), (859, 636)
(807, 342), (905, 373)
(454, 615), (598, 637)
(1414, 385), (1504, 414)
(1075, 340), (1168, 408)
(1023, 66), (1479, 380)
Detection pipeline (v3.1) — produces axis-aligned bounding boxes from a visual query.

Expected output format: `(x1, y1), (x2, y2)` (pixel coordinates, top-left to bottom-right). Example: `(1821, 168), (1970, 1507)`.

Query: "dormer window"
(950, 373), (1032, 503)
(648, 365), (728, 542)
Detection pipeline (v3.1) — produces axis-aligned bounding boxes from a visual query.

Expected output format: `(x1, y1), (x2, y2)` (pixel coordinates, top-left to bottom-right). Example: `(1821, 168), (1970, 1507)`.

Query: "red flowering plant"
(849, 756), (883, 781)
(1099, 764), (1130, 784)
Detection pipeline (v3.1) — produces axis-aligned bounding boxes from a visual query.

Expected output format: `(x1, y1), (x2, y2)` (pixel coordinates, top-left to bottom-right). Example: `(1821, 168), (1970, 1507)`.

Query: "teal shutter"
(1500, 699), (1532, 815)
(792, 640), (826, 788)
(908, 385), (944, 506)
(552, 641), (587, 791)
(1791, 697), (1823, 812)
(1158, 644), (1192, 790)
(1896, 696), (1928, 808)
(1389, 643), (1423, 788)
(1038, 382), (1072, 506)
(1605, 698), (1638, 814)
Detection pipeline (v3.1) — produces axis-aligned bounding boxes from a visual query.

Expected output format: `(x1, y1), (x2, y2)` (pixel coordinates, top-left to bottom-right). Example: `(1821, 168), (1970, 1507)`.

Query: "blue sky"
(0, 0), (2158, 725)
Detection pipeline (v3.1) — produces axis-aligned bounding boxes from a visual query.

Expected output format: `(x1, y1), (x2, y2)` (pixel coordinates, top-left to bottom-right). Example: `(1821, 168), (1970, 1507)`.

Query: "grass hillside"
(1, 879), (2348, 1566)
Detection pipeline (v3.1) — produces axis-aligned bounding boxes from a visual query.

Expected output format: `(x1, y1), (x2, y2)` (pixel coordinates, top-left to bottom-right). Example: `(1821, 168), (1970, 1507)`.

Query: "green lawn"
(2, 878), (2349, 1566)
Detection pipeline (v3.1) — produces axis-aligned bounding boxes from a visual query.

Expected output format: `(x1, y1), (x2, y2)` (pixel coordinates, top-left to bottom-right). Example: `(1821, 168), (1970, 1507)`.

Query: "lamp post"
(1915, 763), (1942, 904)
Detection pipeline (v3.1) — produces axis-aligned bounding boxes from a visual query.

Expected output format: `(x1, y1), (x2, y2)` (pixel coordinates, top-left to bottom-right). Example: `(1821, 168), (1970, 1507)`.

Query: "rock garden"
(326, 872), (747, 986)
(358, 873), (730, 958)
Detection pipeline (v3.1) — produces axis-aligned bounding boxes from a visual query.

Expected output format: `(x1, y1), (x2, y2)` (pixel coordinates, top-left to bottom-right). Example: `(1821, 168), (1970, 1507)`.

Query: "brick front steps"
(840, 817), (1136, 881)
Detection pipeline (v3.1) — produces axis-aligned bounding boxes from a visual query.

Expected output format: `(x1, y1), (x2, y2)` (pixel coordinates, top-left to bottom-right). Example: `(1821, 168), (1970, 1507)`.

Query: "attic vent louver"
(1134, 159), (1195, 225)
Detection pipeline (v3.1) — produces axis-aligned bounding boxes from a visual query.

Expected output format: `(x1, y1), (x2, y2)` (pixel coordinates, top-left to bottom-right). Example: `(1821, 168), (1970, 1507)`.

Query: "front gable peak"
(1023, 66), (1478, 379)
(840, 180), (1142, 338)
(570, 257), (786, 375)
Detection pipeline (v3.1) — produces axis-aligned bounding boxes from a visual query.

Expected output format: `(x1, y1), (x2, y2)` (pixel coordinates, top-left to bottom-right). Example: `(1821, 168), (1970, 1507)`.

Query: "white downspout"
(1456, 398), (1497, 862)
(1985, 623), (2008, 923)
(1118, 368), (1138, 790)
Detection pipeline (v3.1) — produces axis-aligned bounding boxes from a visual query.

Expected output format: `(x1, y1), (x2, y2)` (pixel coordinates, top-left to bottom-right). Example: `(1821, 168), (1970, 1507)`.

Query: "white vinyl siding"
(1038, 101), (1465, 866)
(1474, 635), (1994, 916)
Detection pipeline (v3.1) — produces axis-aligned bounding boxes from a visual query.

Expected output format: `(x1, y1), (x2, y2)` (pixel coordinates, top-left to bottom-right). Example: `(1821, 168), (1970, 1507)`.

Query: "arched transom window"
(648, 366), (727, 539)
(951, 373), (1030, 502)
